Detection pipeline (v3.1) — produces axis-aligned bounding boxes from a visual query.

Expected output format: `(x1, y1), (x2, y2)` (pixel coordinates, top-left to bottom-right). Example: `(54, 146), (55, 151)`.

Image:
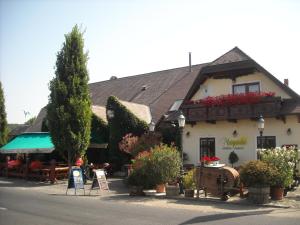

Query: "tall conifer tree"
(0, 81), (8, 146)
(47, 25), (92, 167)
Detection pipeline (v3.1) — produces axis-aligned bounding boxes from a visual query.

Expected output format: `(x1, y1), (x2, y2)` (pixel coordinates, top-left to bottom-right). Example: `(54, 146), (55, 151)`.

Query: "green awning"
(0, 133), (54, 154)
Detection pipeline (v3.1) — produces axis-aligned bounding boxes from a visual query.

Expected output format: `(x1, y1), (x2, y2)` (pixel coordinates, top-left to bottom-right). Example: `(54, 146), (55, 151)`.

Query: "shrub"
(150, 144), (181, 185)
(239, 160), (274, 187)
(228, 151), (239, 167)
(183, 169), (196, 189)
(129, 144), (181, 188)
(119, 132), (161, 157)
(258, 147), (297, 187)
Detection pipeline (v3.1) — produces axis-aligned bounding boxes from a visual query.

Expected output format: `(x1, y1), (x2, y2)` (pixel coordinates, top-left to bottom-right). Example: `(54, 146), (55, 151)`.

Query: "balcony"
(181, 96), (282, 122)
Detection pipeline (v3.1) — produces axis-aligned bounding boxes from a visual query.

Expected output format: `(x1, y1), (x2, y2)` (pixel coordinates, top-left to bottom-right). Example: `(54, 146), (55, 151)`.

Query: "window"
(169, 99), (183, 111)
(257, 136), (276, 149)
(200, 138), (215, 159)
(233, 82), (260, 94)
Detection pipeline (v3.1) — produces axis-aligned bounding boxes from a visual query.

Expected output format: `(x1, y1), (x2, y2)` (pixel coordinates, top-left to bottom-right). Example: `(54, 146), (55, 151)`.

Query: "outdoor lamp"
(257, 115), (264, 151)
(178, 111), (186, 128)
(149, 121), (155, 132)
(107, 109), (114, 119)
(177, 111), (185, 194)
(258, 115), (264, 136)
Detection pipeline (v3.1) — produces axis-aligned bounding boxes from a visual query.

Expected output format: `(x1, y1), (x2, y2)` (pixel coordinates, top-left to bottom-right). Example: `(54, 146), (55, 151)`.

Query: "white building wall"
(182, 115), (300, 166)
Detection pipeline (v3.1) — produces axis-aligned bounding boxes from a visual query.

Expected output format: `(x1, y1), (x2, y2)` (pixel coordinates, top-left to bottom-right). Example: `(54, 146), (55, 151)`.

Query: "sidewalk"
(1, 177), (299, 211)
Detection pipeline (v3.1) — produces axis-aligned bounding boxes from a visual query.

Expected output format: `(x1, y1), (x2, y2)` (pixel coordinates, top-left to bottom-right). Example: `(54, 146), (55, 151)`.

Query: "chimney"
(189, 52), (192, 72)
(284, 79), (289, 86)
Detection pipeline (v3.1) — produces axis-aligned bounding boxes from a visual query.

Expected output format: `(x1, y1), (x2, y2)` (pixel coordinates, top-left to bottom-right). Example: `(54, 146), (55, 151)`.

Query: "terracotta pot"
(184, 189), (195, 198)
(156, 184), (166, 193)
(270, 186), (284, 200)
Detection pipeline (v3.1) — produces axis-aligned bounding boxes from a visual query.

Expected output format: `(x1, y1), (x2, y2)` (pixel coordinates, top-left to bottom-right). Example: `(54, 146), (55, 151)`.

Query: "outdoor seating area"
(0, 158), (69, 183)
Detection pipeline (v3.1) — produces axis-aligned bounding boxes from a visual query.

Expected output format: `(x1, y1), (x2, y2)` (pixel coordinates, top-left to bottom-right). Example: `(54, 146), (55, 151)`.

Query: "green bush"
(183, 169), (196, 189)
(258, 147), (297, 188)
(239, 160), (274, 187)
(129, 144), (181, 188)
(150, 144), (181, 185)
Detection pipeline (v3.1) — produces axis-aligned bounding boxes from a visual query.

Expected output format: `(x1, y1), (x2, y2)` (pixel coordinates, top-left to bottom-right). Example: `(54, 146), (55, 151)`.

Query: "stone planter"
(129, 186), (145, 196)
(156, 184), (166, 193)
(184, 189), (195, 198)
(166, 185), (179, 197)
(248, 186), (270, 204)
(270, 186), (284, 200)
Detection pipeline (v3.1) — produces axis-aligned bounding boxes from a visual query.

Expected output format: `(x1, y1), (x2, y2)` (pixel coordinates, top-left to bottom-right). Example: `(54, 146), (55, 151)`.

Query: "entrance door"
(200, 138), (215, 159)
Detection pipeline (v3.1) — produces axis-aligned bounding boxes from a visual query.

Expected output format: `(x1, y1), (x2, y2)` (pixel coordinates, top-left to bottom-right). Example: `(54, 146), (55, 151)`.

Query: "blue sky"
(1, 0), (300, 123)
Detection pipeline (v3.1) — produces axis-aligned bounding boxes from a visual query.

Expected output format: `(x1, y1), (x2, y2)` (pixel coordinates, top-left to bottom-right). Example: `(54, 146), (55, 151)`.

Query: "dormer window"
(233, 82), (260, 94)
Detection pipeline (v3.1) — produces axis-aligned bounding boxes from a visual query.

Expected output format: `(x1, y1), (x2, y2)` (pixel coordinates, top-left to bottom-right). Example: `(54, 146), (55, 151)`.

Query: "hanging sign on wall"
(222, 137), (247, 150)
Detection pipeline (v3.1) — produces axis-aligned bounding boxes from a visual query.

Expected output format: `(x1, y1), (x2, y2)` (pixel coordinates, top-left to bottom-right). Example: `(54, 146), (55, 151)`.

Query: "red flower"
(201, 156), (211, 162)
(210, 156), (220, 161)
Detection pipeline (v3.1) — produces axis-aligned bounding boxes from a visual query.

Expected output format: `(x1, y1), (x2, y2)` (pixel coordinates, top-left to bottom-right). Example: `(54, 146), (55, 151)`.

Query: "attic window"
(233, 82), (260, 94)
(169, 99), (183, 112)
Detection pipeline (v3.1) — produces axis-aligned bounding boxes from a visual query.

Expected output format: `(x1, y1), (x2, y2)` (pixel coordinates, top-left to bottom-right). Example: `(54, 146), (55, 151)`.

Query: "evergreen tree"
(47, 25), (92, 167)
(0, 81), (8, 146)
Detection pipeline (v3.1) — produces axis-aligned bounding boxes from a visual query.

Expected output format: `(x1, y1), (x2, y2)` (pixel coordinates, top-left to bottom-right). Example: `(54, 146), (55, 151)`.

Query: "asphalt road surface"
(1, 180), (300, 225)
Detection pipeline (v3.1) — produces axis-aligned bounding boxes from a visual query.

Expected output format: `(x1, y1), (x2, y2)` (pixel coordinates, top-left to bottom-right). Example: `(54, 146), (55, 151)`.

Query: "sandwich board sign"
(66, 167), (85, 195)
(89, 169), (109, 195)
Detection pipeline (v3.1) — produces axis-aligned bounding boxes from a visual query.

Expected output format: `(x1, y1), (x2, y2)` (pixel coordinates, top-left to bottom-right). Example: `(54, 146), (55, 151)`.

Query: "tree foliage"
(106, 96), (148, 168)
(47, 25), (92, 166)
(0, 81), (8, 146)
(91, 114), (109, 144)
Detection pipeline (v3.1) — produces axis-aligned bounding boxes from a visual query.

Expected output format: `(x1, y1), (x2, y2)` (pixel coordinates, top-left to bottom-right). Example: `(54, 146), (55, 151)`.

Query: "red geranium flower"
(210, 156), (220, 161)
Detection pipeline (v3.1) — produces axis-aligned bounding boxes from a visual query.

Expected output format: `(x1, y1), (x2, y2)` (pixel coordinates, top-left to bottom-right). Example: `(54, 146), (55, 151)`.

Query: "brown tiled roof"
(210, 47), (250, 65)
(89, 64), (205, 123)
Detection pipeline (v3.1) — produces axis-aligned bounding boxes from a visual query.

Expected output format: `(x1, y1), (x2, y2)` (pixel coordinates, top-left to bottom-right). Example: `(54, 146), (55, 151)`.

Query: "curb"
(144, 193), (291, 209)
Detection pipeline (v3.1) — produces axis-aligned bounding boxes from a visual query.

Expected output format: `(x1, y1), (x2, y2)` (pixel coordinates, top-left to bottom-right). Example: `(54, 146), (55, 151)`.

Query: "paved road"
(0, 179), (300, 225)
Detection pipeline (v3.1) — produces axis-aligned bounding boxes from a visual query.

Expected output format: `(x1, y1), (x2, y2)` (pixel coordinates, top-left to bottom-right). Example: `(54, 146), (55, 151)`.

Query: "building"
(26, 47), (300, 166)
(177, 47), (300, 166)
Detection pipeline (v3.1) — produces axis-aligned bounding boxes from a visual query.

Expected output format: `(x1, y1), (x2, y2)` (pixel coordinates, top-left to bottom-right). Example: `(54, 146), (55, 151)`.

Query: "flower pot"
(184, 189), (195, 198)
(156, 184), (166, 193)
(270, 186), (284, 200)
(166, 185), (179, 196)
(213, 161), (219, 166)
(129, 186), (145, 196)
(248, 186), (270, 204)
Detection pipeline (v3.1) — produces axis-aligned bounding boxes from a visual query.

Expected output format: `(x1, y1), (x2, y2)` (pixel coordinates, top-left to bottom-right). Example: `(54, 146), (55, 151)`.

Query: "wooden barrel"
(196, 165), (239, 196)
(248, 186), (270, 204)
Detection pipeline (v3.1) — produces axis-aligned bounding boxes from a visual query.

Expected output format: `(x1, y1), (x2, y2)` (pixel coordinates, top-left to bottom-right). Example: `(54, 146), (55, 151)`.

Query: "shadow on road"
(178, 210), (274, 225)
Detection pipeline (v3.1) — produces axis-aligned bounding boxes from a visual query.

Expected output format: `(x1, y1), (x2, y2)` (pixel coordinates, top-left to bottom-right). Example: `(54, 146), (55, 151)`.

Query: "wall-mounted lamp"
(287, 128), (292, 135)
(232, 130), (238, 137)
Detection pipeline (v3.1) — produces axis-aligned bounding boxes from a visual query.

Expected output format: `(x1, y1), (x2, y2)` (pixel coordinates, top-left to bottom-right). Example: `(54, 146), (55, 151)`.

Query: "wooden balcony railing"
(181, 97), (282, 122)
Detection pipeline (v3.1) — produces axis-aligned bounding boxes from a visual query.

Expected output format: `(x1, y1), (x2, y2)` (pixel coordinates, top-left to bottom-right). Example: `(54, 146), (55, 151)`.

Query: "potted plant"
(239, 160), (273, 204)
(150, 144), (181, 193)
(258, 147), (297, 200)
(183, 169), (196, 198)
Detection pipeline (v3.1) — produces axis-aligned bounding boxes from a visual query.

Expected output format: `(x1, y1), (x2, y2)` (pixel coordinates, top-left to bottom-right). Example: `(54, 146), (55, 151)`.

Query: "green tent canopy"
(0, 133), (54, 154)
